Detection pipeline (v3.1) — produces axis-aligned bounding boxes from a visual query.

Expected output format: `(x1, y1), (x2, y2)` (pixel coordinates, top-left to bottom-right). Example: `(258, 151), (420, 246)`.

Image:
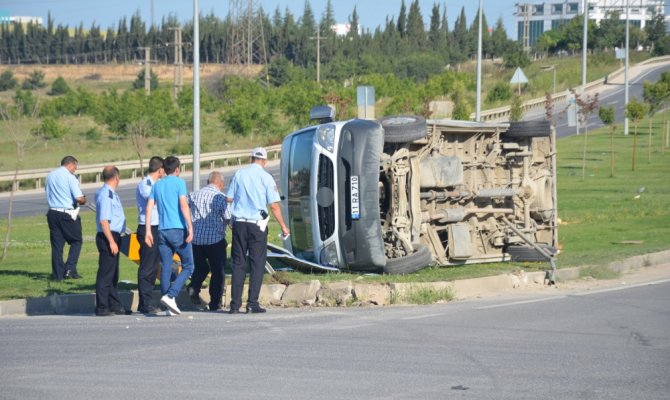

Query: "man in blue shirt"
(45, 155), (86, 281)
(226, 147), (290, 314)
(135, 156), (165, 315)
(144, 156), (195, 316)
(94, 166), (126, 316)
(187, 171), (229, 311)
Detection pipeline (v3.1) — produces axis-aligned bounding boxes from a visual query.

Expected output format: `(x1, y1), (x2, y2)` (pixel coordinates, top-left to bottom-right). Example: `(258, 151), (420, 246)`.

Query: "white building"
(0, 15), (44, 25)
(515, 0), (664, 47)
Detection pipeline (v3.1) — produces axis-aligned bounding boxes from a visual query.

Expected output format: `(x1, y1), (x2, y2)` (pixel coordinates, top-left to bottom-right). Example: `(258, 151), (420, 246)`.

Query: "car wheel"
(383, 244), (432, 274)
(379, 115), (428, 143)
(503, 120), (551, 138)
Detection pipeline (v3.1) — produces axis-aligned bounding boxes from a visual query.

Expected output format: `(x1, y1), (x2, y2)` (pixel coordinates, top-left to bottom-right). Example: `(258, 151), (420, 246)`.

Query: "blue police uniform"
(94, 182), (126, 315)
(135, 175), (161, 313)
(45, 165), (85, 280)
(226, 163), (281, 312)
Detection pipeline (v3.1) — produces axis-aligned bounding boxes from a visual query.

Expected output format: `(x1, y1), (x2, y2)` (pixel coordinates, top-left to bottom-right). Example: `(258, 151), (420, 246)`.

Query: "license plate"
(351, 175), (360, 220)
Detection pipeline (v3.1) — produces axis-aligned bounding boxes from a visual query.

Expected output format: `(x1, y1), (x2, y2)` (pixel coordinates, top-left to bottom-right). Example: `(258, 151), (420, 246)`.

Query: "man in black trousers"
(94, 166), (126, 316)
(135, 156), (165, 314)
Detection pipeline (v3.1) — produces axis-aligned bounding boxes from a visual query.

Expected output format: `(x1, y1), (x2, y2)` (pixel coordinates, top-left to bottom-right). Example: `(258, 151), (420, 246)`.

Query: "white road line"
(569, 278), (670, 296)
(476, 296), (566, 310)
(401, 313), (443, 320)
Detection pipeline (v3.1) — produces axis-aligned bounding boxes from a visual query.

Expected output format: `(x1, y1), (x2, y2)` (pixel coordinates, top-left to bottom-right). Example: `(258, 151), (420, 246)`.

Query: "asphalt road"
(1, 278), (668, 399)
(0, 163), (280, 218)
(524, 61), (670, 138)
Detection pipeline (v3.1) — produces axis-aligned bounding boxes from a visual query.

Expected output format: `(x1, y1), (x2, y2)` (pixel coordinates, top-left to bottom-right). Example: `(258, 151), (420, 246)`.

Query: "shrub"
(33, 117), (67, 139)
(49, 76), (70, 96)
(0, 69), (17, 91)
(21, 70), (47, 90)
(132, 68), (159, 90)
(487, 81), (512, 103)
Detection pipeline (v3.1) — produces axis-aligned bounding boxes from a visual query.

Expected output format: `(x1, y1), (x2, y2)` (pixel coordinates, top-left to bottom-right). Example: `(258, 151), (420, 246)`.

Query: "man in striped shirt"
(187, 171), (229, 311)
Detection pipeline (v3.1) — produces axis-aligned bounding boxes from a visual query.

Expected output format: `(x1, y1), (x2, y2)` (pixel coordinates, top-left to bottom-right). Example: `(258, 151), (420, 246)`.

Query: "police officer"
(45, 155), (86, 280)
(226, 147), (290, 314)
(94, 166), (127, 316)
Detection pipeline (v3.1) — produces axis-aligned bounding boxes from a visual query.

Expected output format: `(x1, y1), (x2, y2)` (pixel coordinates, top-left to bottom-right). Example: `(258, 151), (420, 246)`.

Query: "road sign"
(509, 67), (528, 85)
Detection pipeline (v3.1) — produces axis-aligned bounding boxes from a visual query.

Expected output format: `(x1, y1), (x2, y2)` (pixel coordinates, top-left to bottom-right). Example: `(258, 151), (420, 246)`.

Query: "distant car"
(277, 107), (557, 274)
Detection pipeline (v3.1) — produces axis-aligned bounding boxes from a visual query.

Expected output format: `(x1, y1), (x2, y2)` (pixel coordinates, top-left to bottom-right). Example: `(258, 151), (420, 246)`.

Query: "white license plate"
(350, 175), (360, 220)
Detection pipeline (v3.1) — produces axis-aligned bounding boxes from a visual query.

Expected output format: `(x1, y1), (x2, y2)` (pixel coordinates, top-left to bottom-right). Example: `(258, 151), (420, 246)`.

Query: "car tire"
(506, 244), (557, 262)
(383, 244), (432, 275)
(503, 120), (551, 138)
(379, 115), (428, 143)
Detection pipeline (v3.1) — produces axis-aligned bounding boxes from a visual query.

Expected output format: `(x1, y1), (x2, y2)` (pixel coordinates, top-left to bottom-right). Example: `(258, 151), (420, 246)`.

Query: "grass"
(397, 285), (455, 305)
(578, 266), (621, 280)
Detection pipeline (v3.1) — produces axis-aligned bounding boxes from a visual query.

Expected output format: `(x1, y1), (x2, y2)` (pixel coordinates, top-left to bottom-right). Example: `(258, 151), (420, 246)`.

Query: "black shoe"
(138, 306), (159, 315)
(64, 271), (83, 279)
(111, 308), (129, 315)
(246, 305), (266, 314)
(228, 308), (241, 314)
(95, 310), (114, 317)
(187, 286), (201, 305)
(208, 304), (223, 312)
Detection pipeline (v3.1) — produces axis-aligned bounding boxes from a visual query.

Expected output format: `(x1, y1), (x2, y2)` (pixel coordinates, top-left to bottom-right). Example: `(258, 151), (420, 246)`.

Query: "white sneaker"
(160, 295), (181, 315)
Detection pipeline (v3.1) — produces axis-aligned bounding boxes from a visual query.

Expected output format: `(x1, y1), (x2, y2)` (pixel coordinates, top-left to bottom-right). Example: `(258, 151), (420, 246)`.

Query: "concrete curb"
(1, 250), (669, 317)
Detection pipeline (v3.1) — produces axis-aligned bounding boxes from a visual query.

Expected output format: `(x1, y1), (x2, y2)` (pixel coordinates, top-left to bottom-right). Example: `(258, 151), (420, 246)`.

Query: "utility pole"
(310, 28), (321, 84)
(139, 47), (151, 95)
(475, 0), (482, 122)
(624, 0), (630, 136)
(193, 0), (201, 191)
(169, 27), (184, 98)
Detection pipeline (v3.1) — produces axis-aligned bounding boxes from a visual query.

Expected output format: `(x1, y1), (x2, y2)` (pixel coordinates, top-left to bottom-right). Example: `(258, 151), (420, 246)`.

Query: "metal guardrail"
(0, 145), (282, 192)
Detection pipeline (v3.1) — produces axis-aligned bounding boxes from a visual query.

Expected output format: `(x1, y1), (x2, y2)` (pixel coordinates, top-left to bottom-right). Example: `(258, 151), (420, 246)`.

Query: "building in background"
(515, 0), (664, 48)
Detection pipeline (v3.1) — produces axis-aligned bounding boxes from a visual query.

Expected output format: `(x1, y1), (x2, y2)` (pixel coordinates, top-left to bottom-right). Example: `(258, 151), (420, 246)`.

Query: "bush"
(49, 76), (70, 96)
(21, 70), (47, 90)
(132, 68), (159, 90)
(0, 69), (17, 91)
(487, 81), (512, 103)
(33, 117), (67, 139)
(83, 127), (102, 140)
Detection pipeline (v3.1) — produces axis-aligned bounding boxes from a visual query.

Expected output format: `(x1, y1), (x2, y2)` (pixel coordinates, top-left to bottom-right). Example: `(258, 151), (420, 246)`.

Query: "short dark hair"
(163, 156), (180, 175)
(102, 166), (119, 182)
(147, 156), (164, 173)
(61, 156), (78, 166)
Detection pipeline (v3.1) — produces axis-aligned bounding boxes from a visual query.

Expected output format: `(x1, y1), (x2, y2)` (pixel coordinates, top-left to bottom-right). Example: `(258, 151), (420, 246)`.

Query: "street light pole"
(475, 0), (483, 122)
(624, 0), (630, 136)
(192, 0), (201, 191)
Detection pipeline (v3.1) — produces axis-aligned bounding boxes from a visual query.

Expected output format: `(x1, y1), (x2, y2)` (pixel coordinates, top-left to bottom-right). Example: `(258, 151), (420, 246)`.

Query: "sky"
(0, 0), (519, 37)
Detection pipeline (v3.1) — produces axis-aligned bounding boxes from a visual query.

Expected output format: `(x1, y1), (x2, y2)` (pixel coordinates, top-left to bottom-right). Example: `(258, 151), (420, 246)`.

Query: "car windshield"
(287, 129), (316, 262)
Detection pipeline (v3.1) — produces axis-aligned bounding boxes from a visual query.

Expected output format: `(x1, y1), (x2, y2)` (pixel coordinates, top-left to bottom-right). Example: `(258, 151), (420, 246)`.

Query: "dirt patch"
(4, 63), (264, 83)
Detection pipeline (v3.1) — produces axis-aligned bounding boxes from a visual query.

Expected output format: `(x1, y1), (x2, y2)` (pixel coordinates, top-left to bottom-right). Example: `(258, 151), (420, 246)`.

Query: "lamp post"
(192, 0), (201, 191)
(542, 64), (557, 96)
(475, 0), (483, 122)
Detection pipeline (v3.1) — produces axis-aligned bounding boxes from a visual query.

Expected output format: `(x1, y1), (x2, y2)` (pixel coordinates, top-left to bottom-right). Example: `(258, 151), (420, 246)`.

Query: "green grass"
(397, 285), (455, 305)
(578, 266), (621, 280)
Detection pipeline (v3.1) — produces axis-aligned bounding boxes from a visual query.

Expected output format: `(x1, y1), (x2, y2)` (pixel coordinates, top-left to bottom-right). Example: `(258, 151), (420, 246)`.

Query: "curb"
(1, 250), (669, 317)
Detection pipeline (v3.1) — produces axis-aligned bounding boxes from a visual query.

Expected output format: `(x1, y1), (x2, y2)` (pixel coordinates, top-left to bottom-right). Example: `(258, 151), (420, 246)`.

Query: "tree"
(128, 118), (152, 172)
(21, 70), (47, 90)
(132, 68), (159, 90)
(451, 82), (472, 120)
(0, 95), (41, 260)
(598, 106), (616, 177)
(0, 69), (17, 91)
(626, 98), (649, 172)
(572, 89), (599, 179)
(509, 94), (523, 122)
(49, 76), (70, 96)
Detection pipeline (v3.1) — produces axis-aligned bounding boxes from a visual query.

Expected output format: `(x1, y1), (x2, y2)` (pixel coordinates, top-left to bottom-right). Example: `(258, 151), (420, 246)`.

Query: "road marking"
(569, 278), (670, 296)
(401, 313), (443, 320)
(476, 279), (670, 309)
(476, 296), (566, 310)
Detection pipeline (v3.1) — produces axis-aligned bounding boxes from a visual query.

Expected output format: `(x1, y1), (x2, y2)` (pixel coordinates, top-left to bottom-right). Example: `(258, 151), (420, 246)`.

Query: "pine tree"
(406, 0), (426, 50)
(397, 0), (407, 38)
